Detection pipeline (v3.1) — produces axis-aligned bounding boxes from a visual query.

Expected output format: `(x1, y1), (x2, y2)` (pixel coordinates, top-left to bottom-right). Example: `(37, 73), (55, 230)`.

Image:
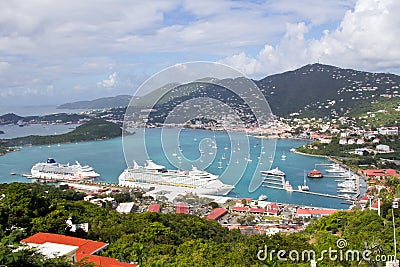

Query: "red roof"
(20, 232), (137, 267)
(206, 208), (228, 220)
(148, 203), (161, 213)
(80, 255), (137, 267)
(267, 203), (279, 210)
(176, 203), (189, 214)
(371, 201), (379, 208)
(266, 209), (278, 214)
(249, 207), (265, 213)
(21, 232), (107, 256)
(231, 206), (247, 212)
(296, 208), (338, 216)
(362, 169), (399, 178)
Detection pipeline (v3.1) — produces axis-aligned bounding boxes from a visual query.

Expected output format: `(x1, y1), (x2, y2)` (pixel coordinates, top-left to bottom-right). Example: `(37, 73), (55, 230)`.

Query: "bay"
(0, 124), (80, 139)
(0, 128), (364, 209)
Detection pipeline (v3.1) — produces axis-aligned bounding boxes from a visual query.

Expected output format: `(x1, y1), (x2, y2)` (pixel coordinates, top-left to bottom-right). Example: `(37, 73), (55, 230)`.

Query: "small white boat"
(298, 171), (309, 191)
(261, 167), (286, 177)
(258, 194), (268, 201)
(284, 181), (293, 192)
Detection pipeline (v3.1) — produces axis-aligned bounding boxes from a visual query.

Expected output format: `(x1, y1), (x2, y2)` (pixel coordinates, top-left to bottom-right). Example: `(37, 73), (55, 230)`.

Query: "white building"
(378, 126), (398, 135)
(376, 144), (392, 153)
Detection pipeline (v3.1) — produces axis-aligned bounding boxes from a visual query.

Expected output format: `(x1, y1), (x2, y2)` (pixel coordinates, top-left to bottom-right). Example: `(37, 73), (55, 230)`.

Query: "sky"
(0, 0), (399, 107)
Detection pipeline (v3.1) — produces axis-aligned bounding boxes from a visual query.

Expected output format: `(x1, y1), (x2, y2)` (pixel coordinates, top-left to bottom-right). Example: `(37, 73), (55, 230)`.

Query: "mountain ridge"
(57, 95), (132, 109)
(57, 64), (400, 118)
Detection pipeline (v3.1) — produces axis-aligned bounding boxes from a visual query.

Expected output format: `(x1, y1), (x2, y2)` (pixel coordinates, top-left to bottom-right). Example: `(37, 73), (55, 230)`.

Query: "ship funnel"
(133, 160), (140, 169)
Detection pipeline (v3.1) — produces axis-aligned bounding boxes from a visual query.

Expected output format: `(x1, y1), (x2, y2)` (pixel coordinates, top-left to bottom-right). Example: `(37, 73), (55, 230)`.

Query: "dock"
(262, 185), (355, 200)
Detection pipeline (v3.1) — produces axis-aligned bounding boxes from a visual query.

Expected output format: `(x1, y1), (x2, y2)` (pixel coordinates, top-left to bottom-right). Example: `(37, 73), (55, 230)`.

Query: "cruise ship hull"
(119, 179), (233, 196)
(30, 158), (100, 181)
(118, 161), (234, 196)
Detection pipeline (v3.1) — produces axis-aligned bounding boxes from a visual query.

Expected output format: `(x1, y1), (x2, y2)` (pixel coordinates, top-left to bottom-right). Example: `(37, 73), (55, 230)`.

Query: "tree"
(208, 202), (219, 209)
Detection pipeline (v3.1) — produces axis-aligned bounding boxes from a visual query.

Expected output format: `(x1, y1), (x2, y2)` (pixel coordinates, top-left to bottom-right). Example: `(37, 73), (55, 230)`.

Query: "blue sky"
(0, 0), (399, 107)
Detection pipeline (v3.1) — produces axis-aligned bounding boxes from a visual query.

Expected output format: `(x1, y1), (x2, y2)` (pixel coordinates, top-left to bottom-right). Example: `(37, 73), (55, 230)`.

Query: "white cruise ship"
(31, 158), (100, 181)
(118, 160), (234, 196)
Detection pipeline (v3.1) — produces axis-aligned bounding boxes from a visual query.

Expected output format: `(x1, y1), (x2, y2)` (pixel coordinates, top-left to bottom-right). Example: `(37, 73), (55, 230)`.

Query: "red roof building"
(206, 208), (228, 220)
(79, 255), (136, 267)
(148, 203), (161, 213)
(266, 203), (280, 215)
(20, 232), (137, 267)
(361, 169), (399, 178)
(296, 208), (338, 218)
(359, 195), (370, 203)
(249, 207), (265, 214)
(235, 198), (252, 207)
(371, 201), (380, 210)
(175, 203), (190, 214)
(231, 206), (248, 212)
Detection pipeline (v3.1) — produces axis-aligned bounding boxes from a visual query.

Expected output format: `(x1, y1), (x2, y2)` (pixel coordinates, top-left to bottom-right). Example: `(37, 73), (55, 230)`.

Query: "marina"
(261, 162), (361, 201)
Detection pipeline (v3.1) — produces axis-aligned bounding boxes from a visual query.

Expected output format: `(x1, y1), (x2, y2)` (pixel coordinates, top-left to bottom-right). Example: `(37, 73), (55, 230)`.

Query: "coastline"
(65, 180), (349, 211)
(292, 149), (329, 158)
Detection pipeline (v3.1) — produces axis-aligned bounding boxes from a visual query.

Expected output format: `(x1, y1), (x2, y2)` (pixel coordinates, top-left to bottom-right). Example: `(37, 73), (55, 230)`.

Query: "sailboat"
(221, 153), (226, 160)
(298, 171), (309, 191)
(218, 161), (223, 169)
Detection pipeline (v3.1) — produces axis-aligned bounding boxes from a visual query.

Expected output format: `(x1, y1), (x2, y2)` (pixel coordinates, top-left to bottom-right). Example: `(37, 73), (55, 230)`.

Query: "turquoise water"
(0, 128), (362, 209)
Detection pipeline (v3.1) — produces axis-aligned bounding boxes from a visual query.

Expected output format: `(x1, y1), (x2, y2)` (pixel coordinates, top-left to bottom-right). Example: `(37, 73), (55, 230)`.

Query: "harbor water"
(0, 128), (364, 209)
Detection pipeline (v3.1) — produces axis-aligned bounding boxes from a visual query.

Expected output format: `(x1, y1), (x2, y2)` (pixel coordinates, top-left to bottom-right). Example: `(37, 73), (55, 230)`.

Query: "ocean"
(0, 128), (364, 209)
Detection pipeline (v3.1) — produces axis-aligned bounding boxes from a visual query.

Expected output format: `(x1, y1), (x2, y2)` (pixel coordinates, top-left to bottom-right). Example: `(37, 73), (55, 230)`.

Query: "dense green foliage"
(3, 119), (122, 146)
(298, 135), (400, 169)
(349, 98), (400, 127)
(138, 63), (400, 117)
(0, 182), (399, 266)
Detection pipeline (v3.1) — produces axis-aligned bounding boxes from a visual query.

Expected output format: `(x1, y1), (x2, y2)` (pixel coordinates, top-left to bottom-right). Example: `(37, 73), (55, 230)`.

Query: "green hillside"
(135, 64), (400, 119)
(57, 95), (132, 109)
(0, 182), (399, 266)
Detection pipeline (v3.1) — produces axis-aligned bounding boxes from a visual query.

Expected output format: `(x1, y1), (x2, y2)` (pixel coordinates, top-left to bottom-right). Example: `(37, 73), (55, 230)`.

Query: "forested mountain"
(256, 63), (400, 117)
(133, 64), (400, 119)
(55, 64), (400, 119)
(57, 95), (132, 109)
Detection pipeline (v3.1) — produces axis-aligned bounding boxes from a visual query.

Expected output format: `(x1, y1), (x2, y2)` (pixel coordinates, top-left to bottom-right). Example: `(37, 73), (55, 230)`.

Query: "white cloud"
(1, 0), (397, 107)
(220, 0), (400, 77)
(98, 72), (117, 88)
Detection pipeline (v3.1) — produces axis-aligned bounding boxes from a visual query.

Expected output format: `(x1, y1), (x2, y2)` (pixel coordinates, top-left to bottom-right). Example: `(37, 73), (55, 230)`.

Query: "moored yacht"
(261, 167), (286, 177)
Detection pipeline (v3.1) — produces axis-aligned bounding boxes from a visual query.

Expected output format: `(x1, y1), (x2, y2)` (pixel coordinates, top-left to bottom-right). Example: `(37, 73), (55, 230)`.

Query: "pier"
(262, 162), (362, 201)
(262, 185), (355, 200)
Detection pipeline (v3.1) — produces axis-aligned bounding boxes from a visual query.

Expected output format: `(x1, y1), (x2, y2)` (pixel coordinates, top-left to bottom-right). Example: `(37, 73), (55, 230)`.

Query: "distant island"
(2, 119), (122, 147)
(57, 95), (132, 109)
